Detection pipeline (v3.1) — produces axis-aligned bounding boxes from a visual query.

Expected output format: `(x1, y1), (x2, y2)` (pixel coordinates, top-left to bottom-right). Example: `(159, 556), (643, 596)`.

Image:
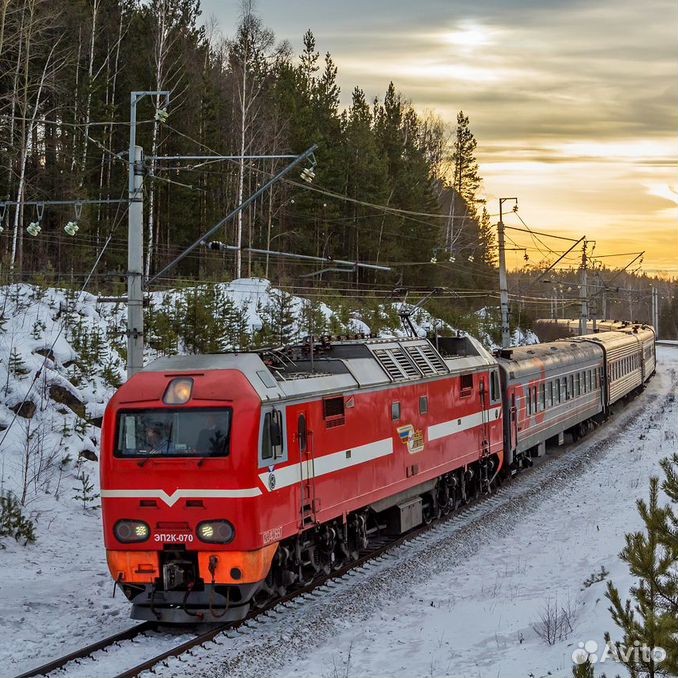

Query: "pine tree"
(8, 347), (30, 376)
(571, 658), (595, 678)
(73, 471), (99, 510)
(452, 110), (481, 210)
(0, 491), (36, 545)
(606, 476), (678, 677)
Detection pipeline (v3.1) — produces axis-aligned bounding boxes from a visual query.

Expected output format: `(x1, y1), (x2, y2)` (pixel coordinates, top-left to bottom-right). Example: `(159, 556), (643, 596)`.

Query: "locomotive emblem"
(397, 424), (425, 454)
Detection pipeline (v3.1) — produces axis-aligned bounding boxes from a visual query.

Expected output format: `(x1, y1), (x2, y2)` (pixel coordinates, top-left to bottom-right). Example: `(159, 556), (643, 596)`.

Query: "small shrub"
(73, 471), (99, 510)
(0, 491), (36, 545)
(582, 565), (609, 589)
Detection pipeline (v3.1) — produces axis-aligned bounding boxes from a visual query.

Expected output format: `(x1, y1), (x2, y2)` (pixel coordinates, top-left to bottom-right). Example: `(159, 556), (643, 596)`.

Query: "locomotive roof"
(143, 334), (496, 402)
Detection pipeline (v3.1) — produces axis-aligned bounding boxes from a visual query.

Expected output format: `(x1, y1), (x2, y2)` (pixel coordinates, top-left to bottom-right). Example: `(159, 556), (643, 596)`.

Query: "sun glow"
(442, 22), (495, 51)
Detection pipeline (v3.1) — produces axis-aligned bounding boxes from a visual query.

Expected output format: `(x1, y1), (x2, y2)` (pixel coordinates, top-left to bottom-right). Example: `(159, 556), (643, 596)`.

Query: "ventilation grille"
(373, 348), (419, 381)
(405, 344), (449, 376)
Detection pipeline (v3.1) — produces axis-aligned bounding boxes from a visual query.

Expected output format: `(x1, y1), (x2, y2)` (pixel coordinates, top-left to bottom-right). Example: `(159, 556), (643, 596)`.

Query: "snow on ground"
(1, 280), (673, 678)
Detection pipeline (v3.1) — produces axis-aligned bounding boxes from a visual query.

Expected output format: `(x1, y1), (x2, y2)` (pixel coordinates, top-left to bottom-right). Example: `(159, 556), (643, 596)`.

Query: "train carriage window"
(576, 373), (581, 397)
(540, 383), (546, 410)
(392, 402), (401, 421)
(562, 377), (568, 401)
(419, 396), (428, 415)
(548, 381), (553, 407)
(460, 373), (473, 396)
(533, 386), (538, 412)
(527, 388), (532, 415)
(568, 375), (574, 398)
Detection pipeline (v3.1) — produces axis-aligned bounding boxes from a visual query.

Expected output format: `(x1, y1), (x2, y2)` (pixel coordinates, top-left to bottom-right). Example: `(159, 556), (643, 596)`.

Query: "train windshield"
(115, 408), (232, 458)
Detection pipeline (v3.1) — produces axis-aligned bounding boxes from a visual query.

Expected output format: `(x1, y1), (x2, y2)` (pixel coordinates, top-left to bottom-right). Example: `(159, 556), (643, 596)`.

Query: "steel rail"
(12, 621), (155, 678)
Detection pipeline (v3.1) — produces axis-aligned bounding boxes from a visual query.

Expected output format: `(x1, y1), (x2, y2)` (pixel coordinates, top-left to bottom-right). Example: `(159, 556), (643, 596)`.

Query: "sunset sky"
(202, 0), (677, 276)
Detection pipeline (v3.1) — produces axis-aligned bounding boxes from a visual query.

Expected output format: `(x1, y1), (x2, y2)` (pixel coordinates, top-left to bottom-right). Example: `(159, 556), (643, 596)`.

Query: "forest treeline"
(0, 0), (495, 297)
(0, 0), (675, 336)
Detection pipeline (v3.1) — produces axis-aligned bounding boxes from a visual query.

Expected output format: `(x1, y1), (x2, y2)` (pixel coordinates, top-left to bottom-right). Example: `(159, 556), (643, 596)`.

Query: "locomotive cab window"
(115, 408), (231, 458)
(460, 373), (473, 396)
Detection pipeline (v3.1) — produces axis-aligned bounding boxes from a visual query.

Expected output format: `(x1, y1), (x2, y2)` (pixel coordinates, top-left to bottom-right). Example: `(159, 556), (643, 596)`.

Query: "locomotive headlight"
(114, 520), (150, 543)
(197, 520), (235, 544)
(163, 377), (193, 405)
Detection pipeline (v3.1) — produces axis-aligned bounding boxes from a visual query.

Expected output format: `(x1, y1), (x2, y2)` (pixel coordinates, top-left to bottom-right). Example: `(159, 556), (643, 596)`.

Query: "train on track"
(100, 321), (655, 622)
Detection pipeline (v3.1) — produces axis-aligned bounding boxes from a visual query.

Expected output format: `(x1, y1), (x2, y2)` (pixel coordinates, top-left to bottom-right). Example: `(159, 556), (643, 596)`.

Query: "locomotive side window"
(460, 374), (473, 396)
(419, 396), (428, 415)
(392, 402), (401, 421)
(262, 409), (283, 461)
(323, 396), (345, 420)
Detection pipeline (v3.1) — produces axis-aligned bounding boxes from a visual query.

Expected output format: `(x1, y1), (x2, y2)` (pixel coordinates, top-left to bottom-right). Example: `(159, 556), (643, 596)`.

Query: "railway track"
(11, 371), (674, 678)
(12, 467), (520, 678)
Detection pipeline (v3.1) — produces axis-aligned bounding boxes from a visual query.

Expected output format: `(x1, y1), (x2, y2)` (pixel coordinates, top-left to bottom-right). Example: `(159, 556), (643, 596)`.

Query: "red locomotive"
(100, 326), (654, 623)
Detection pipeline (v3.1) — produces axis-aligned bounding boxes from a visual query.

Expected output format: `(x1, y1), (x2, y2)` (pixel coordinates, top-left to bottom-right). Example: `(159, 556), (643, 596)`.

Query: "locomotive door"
(479, 378), (490, 457)
(297, 413), (317, 528)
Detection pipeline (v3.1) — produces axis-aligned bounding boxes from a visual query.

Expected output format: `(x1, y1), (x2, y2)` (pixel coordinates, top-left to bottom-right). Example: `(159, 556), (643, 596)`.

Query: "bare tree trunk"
(11, 43), (59, 270)
(145, 3), (170, 277)
(79, 0), (99, 182)
(235, 57), (247, 279)
(70, 25), (82, 173)
(11, 0), (38, 272)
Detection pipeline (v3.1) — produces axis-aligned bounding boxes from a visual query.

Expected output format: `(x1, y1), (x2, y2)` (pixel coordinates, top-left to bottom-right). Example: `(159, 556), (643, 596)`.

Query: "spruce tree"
(606, 476), (678, 676)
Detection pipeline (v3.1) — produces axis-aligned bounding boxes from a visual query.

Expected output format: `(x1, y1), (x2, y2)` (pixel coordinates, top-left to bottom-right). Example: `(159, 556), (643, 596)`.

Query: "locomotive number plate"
(154, 533), (194, 543)
(262, 526), (283, 544)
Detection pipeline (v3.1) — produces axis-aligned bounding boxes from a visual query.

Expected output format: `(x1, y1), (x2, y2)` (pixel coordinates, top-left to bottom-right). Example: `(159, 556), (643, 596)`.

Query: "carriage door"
(297, 413), (317, 528)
